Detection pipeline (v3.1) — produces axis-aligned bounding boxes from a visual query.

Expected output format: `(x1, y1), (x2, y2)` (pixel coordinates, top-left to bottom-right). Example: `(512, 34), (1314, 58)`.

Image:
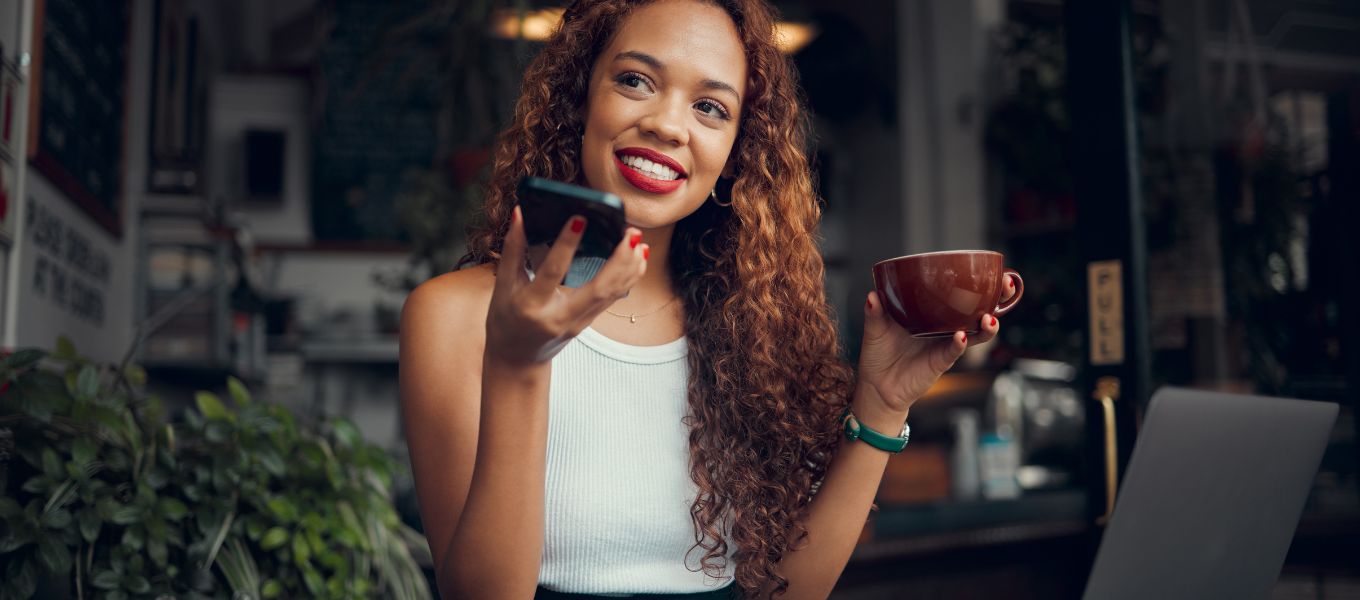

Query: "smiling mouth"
(617, 154), (683, 181)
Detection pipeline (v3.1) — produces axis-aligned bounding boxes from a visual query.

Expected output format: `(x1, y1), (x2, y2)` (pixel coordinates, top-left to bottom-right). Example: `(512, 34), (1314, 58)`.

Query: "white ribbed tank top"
(537, 326), (736, 594)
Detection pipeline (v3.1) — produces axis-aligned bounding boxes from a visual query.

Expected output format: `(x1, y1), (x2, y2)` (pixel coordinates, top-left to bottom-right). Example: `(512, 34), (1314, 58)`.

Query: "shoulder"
(402, 263), (496, 326)
(400, 263), (497, 359)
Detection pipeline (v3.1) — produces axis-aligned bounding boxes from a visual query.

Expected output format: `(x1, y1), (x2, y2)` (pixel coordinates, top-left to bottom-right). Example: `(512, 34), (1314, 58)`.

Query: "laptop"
(1083, 387), (1339, 600)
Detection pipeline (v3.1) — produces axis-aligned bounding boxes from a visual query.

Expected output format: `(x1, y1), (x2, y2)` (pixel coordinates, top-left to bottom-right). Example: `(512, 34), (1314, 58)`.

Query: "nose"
(638, 97), (689, 147)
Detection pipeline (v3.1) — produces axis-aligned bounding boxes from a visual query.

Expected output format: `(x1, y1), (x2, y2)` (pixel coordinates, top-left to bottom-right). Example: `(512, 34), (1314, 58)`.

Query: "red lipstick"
(613, 147), (686, 194)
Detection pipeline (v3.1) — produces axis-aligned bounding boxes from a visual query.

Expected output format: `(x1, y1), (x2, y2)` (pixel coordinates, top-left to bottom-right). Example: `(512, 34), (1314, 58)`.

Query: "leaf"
(122, 526), (145, 551)
(123, 363), (147, 387)
(5, 558), (36, 599)
(227, 376), (252, 406)
(36, 535), (71, 573)
(292, 531), (311, 564)
(144, 467), (168, 490)
(0, 530), (31, 553)
(54, 336), (78, 359)
(159, 497), (188, 521)
(148, 536), (168, 569)
(75, 365), (100, 400)
(92, 569), (121, 590)
(5, 348), (46, 369)
(78, 509), (101, 543)
(260, 527), (289, 550)
(262, 579), (283, 598)
(302, 569), (324, 596)
(257, 448), (286, 477)
(331, 419), (361, 448)
(0, 497), (21, 518)
(123, 573), (151, 594)
(41, 507), (72, 529)
(195, 392), (232, 422)
(72, 437), (98, 467)
(41, 448), (62, 479)
(205, 421), (231, 443)
(110, 505), (141, 525)
(266, 498), (298, 523)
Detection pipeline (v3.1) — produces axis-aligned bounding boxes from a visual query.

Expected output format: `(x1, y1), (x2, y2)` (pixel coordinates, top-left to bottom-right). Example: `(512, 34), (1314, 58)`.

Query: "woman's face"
(580, 0), (747, 231)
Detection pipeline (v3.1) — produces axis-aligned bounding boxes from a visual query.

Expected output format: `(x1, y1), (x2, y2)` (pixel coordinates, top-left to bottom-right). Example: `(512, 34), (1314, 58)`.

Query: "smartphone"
(516, 176), (627, 287)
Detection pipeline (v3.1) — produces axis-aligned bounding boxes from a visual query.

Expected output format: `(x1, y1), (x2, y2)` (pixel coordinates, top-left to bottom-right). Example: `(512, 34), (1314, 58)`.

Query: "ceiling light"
(490, 9), (818, 55)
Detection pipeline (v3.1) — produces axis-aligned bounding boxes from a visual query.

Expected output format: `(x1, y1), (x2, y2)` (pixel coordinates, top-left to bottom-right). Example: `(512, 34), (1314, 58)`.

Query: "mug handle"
(993, 268), (1023, 317)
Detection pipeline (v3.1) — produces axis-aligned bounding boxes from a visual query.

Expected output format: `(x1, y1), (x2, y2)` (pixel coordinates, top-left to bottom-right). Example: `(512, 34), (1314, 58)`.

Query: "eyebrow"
(614, 50), (742, 103)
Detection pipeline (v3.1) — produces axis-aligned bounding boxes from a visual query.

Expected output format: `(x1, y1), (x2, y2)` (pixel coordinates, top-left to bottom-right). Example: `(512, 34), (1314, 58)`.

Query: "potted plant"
(0, 338), (430, 599)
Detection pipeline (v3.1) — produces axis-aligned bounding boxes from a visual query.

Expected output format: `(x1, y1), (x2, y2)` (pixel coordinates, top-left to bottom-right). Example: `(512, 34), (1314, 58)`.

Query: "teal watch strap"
(842, 407), (910, 453)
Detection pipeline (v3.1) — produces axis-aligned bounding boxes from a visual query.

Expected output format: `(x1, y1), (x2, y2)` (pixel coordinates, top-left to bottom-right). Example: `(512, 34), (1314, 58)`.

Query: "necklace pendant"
(629, 314), (637, 324)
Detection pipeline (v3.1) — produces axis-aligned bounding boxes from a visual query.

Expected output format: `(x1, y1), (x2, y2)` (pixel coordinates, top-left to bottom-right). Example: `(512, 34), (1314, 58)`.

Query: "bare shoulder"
(401, 263), (496, 341)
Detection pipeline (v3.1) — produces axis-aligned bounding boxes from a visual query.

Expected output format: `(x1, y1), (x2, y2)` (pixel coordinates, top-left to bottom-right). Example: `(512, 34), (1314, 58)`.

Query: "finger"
(969, 314), (999, 347)
(495, 206), (531, 292)
(1001, 273), (1018, 303)
(532, 215), (588, 292)
(928, 331), (970, 375)
(566, 229), (646, 319)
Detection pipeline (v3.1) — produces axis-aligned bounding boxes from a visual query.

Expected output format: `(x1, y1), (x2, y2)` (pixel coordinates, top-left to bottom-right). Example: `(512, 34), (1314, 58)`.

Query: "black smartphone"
(516, 176), (627, 287)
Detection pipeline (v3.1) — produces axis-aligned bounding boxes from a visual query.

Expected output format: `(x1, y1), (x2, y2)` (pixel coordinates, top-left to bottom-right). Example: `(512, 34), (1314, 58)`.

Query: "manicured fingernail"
(643, 245), (651, 260)
(1007, 278), (1014, 288)
(960, 333), (968, 344)
(990, 316), (997, 327)
(570, 216), (585, 233)
(866, 297), (872, 311)
(629, 232), (642, 248)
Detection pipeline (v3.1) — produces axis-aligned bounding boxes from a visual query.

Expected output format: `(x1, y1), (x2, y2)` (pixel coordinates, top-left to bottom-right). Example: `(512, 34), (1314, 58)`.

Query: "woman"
(399, 0), (1015, 598)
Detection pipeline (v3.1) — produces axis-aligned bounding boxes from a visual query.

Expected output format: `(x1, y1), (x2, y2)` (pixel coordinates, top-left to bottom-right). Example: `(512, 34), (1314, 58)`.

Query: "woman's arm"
(400, 209), (648, 599)
(774, 287), (1013, 599)
(400, 267), (553, 600)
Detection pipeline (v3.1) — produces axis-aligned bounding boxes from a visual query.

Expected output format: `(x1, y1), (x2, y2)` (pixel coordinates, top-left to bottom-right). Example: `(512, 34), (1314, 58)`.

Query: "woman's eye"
(696, 100), (730, 120)
(617, 73), (650, 91)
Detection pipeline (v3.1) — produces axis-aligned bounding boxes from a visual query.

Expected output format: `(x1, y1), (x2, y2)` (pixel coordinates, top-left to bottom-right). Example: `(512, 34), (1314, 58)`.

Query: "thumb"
(862, 291), (894, 344)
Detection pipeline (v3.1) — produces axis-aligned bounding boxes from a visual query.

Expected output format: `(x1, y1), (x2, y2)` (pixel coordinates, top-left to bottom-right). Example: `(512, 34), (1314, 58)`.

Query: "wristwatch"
(842, 407), (911, 453)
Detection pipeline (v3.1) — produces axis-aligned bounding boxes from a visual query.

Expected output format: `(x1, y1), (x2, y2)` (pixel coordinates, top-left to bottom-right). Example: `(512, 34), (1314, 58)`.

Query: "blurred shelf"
(872, 489), (1087, 540)
(300, 337), (399, 364)
(853, 519), (1087, 564)
(143, 360), (260, 388)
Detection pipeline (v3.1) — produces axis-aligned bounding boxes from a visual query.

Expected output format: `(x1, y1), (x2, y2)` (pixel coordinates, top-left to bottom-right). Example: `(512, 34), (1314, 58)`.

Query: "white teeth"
(620, 155), (680, 181)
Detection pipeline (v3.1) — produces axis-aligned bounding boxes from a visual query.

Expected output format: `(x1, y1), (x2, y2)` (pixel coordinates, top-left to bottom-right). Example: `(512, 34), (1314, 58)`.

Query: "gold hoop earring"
(711, 188), (732, 207)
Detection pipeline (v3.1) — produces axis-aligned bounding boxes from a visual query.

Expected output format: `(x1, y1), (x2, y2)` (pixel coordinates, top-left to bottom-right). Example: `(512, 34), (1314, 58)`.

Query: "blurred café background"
(0, 0), (1356, 598)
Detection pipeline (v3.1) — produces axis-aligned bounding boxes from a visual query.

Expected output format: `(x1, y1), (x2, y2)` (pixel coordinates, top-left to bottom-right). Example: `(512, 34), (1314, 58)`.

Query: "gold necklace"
(605, 296), (679, 324)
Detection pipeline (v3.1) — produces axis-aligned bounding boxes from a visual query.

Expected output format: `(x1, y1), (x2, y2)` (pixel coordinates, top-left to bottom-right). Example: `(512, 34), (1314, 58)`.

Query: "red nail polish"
(629, 232), (642, 248)
(570, 217), (585, 233)
(990, 316), (997, 327)
(643, 246), (651, 260)
(961, 333), (968, 344)
(866, 298), (872, 311)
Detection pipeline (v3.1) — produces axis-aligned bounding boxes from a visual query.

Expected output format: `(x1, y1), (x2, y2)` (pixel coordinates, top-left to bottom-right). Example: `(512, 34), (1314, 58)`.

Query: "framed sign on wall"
(26, 0), (131, 239)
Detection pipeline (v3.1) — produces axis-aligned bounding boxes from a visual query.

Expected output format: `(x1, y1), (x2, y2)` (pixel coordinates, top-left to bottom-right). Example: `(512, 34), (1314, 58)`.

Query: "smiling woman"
(399, 1), (1010, 598)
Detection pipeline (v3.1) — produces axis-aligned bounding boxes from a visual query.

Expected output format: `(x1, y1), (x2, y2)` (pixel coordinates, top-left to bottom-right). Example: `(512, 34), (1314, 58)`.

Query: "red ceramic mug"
(871, 250), (1024, 338)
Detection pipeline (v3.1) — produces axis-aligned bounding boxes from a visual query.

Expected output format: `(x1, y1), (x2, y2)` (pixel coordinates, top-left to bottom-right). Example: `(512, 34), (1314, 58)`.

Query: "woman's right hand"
(485, 206), (649, 367)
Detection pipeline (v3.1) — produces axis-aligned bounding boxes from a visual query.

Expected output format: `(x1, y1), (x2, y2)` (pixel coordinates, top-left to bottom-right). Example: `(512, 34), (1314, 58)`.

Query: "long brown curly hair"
(457, 0), (855, 595)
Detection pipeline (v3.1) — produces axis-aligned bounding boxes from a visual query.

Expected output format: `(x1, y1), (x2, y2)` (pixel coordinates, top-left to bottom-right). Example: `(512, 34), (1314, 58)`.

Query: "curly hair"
(456, 1), (855, 596)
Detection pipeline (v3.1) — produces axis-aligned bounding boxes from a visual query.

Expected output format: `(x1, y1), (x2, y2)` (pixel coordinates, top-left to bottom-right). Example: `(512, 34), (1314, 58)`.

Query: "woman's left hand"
(855, 276), (1019, 415)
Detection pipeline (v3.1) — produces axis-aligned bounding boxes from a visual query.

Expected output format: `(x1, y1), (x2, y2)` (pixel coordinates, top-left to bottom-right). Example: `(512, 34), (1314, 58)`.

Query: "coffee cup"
(872, 250), (1023, 338)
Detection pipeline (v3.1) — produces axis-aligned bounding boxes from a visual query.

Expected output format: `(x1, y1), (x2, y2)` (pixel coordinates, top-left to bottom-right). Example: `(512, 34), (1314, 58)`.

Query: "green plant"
(0, 338), (430, 600)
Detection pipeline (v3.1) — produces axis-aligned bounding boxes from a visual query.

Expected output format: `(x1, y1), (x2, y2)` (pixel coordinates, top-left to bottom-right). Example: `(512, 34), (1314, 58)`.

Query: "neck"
(616, 223), (678, 310)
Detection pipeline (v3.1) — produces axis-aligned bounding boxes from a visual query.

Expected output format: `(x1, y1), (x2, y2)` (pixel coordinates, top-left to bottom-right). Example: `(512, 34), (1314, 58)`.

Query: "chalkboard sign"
(312, 0), (438, 242)
(28, 0), (130, 238)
